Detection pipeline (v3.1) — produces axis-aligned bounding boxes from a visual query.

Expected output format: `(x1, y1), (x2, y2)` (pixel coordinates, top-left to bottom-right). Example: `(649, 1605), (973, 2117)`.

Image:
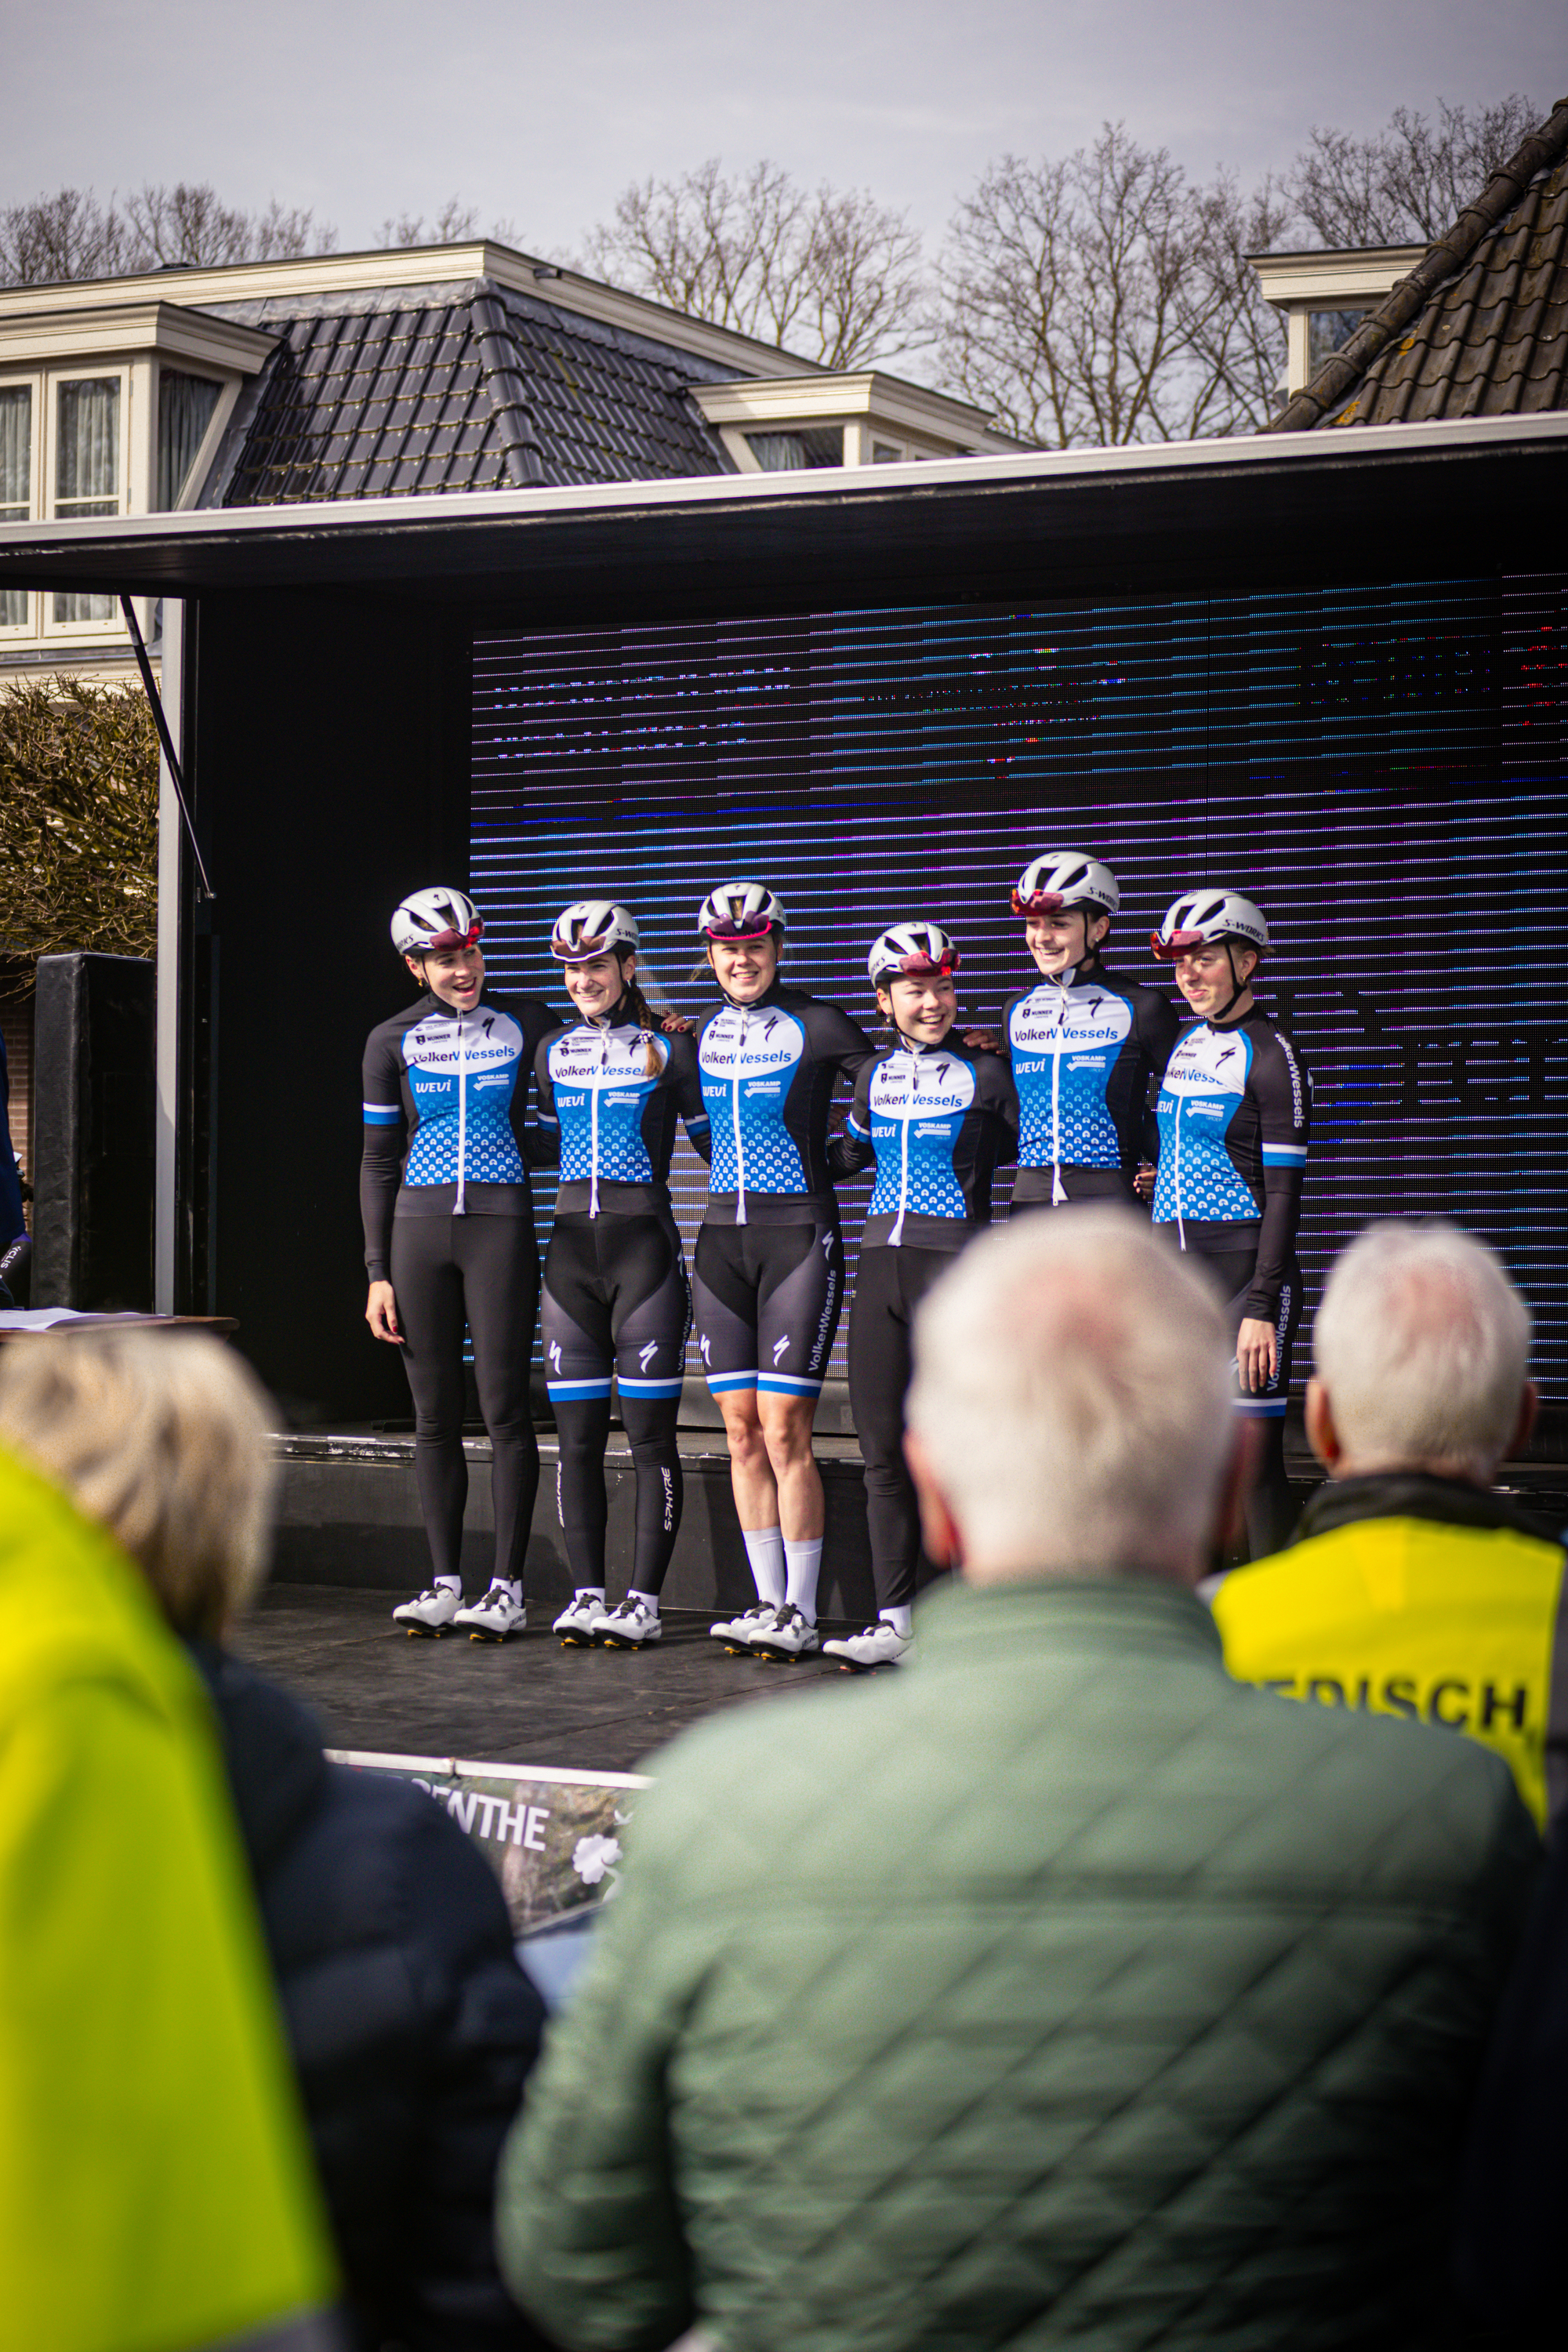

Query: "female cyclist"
(1004, 849), (1178, 1209)
(361, 887), (558, 1639)
(691, 880), (878, 1661)
(825, 924), (1018, 1670)
(533, 901), (710, 1649)
(1148, 887), (1311, 1556)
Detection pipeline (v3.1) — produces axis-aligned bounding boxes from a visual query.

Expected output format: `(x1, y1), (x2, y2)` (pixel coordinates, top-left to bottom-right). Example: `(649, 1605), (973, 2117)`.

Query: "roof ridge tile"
(1269, 94), (1568, 431)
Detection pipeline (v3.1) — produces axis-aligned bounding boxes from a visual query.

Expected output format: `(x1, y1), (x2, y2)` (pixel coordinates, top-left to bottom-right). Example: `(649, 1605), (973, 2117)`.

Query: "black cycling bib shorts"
(533, 1007), (710, 1594)
(832, 1036), (1018, 1611)
(361, 989), (559, 1592)
(543, 1212), (691, 1595)
(1152, 1006), (1312, 1558)
(691, 982), (874, 1401)
(692, 1217), (846, 1399)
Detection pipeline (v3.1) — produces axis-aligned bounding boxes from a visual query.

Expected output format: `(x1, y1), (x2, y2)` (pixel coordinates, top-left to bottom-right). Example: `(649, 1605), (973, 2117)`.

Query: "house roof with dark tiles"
(1272, 95), (1568, 432)
(201, 277), (743, 506)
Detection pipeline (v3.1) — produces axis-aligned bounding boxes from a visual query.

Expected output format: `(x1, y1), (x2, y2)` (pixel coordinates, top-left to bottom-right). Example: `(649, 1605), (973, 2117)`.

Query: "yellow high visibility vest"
(1213, 1512), (1566, 1828)
(0, 1446), (337, 2352)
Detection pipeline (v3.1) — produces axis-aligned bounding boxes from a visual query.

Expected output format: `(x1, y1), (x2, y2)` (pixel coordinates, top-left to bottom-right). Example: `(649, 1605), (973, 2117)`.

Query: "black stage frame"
(2, 416), (1566, 1427)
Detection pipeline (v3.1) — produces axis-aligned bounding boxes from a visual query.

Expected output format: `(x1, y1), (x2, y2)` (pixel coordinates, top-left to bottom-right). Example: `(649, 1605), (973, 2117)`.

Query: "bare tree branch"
(0, 182), (336, 284)
(580, 159), (928, 368)
(939, 127), (1284, 445)
(373, 199), (520, 249)
(1287, 93), (1544, 245)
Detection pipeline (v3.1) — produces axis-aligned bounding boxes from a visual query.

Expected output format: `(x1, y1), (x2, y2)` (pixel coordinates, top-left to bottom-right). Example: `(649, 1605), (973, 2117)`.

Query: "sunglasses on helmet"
(420, 919), (484, 953)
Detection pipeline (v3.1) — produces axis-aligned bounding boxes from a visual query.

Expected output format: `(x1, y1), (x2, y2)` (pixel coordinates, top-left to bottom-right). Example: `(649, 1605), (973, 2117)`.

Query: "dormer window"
(693, 373), (1017, 472)
(0, 385), (28, 628)
(54, 376), (125, 624)
(1247, 247), (1428, 401)
(0, 299), (272, 647)
(743, 426), (844, 471)
(158, 372), (223, 510)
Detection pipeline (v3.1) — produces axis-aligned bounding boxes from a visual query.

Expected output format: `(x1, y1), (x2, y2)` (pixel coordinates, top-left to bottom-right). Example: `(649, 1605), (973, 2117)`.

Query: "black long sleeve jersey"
(1004, 959), (1180, 1200)
(533, 1000), (713, 1217)
(695, 982), (878, 1225)
(829, 1036), (1020, 1250)
(1152, 1005), (1311, 1319)
(360, 990), (558, 1279)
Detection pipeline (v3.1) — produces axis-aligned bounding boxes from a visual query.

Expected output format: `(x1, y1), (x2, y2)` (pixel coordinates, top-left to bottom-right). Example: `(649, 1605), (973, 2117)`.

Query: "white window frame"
(0, 371), (43, 637)
(45, 361), (133, 639)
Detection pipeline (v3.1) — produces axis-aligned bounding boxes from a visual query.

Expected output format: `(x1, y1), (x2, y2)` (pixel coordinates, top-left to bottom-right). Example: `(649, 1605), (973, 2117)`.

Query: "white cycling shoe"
(392, 1584), (463, 1636)
(593, 1596), (663, 1649)
(750, 1603), (821, 1661)
(554, 1592), (606, 1646)
(709, 1602), (779, 1655)
(453, 1584), (528, 1642)
(822, 1621), (913, 1672)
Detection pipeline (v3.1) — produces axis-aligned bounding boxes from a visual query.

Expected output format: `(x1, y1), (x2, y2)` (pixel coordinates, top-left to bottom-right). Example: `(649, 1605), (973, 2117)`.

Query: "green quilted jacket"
(498, 1574), (1538, 2351)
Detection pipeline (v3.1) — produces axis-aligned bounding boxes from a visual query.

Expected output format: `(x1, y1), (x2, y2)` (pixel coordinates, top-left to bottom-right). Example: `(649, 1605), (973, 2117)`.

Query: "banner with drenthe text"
(330, 1751), (652, 1934)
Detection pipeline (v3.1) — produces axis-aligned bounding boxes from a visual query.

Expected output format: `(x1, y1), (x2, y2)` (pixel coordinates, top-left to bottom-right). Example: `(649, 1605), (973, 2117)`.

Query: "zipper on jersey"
(1051, 990), (1067, 1207)
(889, 1044), (919, 1248)
(456, 1016), (467, 1215)
(732, 1007), (748, 1225)
(589, 1025), (609, 1218)
(1172, 1043), (1188, 1251)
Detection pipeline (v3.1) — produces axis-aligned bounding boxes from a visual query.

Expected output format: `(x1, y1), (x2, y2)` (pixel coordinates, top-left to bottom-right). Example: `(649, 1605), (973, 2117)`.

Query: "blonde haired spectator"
(0, 1323), (550, 2352)
(0, 1326), (338, 2352)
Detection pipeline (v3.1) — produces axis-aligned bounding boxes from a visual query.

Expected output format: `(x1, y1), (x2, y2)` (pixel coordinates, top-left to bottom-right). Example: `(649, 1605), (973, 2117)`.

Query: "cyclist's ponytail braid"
(619, 956), (662, 1078)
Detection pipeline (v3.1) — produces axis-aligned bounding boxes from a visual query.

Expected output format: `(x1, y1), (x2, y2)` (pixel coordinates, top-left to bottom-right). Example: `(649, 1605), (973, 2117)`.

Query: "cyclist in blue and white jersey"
(691, 880), (878, 1661)
(1004, 850), (1178, 1209)
(361, 887), (558, 1640)
(825, 924), (1018, 1671)
(532, 902), (711, 1652)
(1148, 887), (1311, 1556)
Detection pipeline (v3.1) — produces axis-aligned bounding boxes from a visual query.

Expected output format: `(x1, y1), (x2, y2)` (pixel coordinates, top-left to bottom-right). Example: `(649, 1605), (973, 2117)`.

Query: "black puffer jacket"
(192, 1642), (550, 2352)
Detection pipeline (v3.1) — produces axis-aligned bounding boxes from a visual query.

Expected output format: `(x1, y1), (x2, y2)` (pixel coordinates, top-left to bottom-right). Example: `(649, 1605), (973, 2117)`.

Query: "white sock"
(575, 1585), (606, 1600)
(880, 1606), (913, 1639)
(742, 1526), (786, 1609)
(435, 1574), (463, 1595)
(784, 1537), (823, 1625)
(628, 1588), (660, 1613)
(499, 1579), (522, 1606)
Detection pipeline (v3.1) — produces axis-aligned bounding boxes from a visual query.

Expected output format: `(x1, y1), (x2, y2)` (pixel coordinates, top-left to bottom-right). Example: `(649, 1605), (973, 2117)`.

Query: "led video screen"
(472, 577), (1568, 1400)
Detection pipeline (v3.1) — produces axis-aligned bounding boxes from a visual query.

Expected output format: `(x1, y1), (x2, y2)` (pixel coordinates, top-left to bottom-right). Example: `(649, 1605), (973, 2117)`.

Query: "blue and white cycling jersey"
(1152, 1007), (1310, 1318)
(830, 1037), (1018, 1252)
(695, 983), (876, 1225)
(1004, 964), (1178, 1204)
(359, 991), (558, 1279)
(533, 1011), (710, 1216)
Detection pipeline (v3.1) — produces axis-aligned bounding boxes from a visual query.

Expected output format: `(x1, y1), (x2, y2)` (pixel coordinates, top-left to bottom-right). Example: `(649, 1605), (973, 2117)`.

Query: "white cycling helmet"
(391, 886), (483, 958)
(697, 880), (786, 940)
(551, 900), (639, 963)
(868, 922), (960, 985)
(1011, 850), (1120, 919)
(1151, 888), (1270, 960)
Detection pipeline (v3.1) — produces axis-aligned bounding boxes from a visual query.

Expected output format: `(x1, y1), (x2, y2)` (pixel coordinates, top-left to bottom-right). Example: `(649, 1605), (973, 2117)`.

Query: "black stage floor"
(235, 1585), (861, 1776)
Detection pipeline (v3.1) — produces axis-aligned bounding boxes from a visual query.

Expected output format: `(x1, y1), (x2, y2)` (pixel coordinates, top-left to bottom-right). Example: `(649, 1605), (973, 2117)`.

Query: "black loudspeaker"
(32, 953), (155, 1311)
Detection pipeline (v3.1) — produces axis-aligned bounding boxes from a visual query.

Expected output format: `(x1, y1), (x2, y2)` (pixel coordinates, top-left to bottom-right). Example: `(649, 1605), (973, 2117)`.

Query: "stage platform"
(260, 1426), (1568, 1778)
(269, 1421), (1354, 1621)
(235, 1586), (877, 1775)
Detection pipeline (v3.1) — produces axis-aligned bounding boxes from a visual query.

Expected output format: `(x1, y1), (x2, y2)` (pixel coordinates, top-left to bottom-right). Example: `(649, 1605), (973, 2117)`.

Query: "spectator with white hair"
(497, 1209), (1536, 2352)
(1213, 1218), (1564, 1828)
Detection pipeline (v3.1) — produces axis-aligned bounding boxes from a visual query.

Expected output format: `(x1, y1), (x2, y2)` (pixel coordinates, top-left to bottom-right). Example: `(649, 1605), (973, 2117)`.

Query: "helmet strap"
(1212, 942), (1253, 1025)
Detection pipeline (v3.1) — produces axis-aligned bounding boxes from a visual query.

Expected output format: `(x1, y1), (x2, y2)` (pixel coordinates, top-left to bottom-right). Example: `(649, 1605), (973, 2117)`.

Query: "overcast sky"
(7, 0), (1564, 258)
